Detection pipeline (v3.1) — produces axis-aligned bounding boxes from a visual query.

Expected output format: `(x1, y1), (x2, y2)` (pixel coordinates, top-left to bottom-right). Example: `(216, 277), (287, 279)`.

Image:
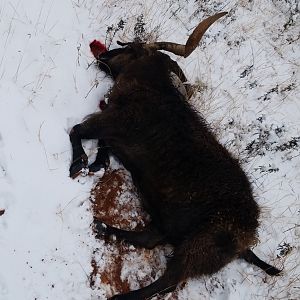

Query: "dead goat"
(69, 12), (281, 300)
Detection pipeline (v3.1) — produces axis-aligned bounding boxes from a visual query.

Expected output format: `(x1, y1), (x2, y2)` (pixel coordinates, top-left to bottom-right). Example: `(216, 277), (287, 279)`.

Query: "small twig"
(73, 74), (78, 93)
(38, 121), (57, 171)
(87, 59), (97, 70)
(78, 260), (90, 281)
(77, 43), (81, 66)
(84, 80), (99, 99)
(283, 224), (300, 233)
(38, 121), (45, 142)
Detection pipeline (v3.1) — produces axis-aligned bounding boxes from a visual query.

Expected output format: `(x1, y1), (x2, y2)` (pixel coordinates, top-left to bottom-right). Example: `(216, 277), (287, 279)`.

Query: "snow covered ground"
(0, 0), (299, 299)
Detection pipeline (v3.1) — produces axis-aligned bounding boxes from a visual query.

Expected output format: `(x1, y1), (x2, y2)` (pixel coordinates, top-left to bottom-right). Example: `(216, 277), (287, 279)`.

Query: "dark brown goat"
(69, 12), (281, 300)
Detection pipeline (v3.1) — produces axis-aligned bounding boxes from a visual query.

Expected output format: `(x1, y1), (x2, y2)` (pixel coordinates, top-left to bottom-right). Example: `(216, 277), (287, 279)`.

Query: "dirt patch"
(91, 168), (148, 230)
(90, 168), (180, 299)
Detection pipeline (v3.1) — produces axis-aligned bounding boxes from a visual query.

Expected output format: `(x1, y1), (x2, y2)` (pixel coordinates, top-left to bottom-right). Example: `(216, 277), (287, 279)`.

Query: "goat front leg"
(88, 139), (110, 173)
(69, 122), (103, 178)
(69, 124), (88, 178)
(94, 219), (165, 249)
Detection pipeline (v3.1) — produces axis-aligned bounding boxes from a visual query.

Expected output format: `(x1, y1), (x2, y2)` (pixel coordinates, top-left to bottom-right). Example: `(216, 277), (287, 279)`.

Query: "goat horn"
(144, 12), (228, 58)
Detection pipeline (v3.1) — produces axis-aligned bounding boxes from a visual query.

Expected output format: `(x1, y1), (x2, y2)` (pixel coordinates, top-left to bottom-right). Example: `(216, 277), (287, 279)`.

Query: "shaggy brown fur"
(69, 43), (280, 300)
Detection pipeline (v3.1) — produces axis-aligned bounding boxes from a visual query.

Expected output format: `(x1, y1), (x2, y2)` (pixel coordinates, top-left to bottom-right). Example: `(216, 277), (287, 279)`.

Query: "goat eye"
(99, 54), (111, 61)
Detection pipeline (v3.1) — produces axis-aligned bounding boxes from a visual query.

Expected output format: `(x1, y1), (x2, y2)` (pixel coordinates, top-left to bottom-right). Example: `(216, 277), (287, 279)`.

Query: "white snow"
(0, 0), (299, 299)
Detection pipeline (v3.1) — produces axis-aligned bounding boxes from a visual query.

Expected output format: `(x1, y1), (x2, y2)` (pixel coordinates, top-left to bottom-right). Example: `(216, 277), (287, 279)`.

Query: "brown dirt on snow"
(91, 168), (147, 229)
(90, 168), (180, 299)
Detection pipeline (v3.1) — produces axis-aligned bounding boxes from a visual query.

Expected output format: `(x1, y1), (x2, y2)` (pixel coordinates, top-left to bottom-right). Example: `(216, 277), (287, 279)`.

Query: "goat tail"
(240, 249), (282, 276)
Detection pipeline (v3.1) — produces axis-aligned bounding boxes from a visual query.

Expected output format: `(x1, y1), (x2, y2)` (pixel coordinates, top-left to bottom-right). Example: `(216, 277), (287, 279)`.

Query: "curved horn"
(144, 12), (228, 57)
(144, 42), (186, 56)
(185, 12), (228, 57)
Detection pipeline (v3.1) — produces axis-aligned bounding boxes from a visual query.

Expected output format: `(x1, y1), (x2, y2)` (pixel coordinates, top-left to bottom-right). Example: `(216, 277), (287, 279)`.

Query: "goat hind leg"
(108, 255), (183, 300)
(240, 249), (282, 276)
(94, 219), (165, 249)
(69, 120), (102, 178)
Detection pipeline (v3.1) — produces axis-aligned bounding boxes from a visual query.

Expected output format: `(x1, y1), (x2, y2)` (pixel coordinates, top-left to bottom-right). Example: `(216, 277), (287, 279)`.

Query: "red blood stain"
(90, 40), (107, 58)
(99, 100), (108, 111)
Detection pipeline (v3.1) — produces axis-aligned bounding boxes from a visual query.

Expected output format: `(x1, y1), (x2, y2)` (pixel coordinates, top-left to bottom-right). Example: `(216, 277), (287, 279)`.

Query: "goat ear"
(117, 41), (132, 47)
(184, 12), (228, 57)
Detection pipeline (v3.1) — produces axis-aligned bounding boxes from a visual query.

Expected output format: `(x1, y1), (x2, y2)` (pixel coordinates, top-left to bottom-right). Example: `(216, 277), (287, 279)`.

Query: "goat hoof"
(69, 156), (88, 179)
(93, 219), (108, 238)
(266, 266), (282, 276)
(88, 162), (106, 174)
(89, 156), (110, 174)
(93, 219), (118, 240)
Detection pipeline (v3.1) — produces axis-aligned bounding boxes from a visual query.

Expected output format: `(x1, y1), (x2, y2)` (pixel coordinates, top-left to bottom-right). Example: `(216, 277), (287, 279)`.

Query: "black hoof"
(88, 162), (106, 173)
(69, 156), (88, 178)
(89, 156), (110, 173)
(265, 266), (282, 276)
(93, 219), (108, 238)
